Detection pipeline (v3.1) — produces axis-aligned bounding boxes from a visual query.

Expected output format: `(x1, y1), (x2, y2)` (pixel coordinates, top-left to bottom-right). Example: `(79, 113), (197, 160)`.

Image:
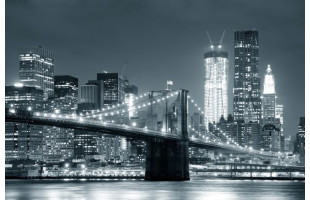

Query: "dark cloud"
(5, 0), (305, 137)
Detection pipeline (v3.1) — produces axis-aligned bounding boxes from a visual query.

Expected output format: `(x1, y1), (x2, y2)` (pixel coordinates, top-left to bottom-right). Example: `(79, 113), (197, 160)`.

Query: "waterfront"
(6, 178), (304, 200)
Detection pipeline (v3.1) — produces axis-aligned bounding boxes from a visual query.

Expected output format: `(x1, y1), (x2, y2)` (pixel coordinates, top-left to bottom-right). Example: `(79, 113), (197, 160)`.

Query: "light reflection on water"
(5, 178), (304, 200)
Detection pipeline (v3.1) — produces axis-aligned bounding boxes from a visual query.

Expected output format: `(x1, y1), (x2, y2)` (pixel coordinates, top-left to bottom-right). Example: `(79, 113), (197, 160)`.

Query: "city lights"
(204, 48), (228, 129)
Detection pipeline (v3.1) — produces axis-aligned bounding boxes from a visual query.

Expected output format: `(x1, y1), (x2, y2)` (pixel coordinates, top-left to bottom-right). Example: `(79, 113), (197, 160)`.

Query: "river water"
(5, 178), (304, 200)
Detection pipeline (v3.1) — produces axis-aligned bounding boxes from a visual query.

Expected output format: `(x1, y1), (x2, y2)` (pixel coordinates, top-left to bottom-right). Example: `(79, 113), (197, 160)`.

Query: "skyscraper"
(80, 84), (99, 107)
(54, 75), (78, 99)
(297, 117), (305, 165)
(260, 124), (281, 152)
(42, 75), (78, 163)
(275, 104), (284, 132)
(204, 44), (228, 127)
(5, 84), (43, 112)
(262, 65), (276, 125)
(75, 79), (103, 160)
(97, 72), (126, 162)
(124, 84), (138, 119)
(97, 72), (125, 105)
(5, 85), (44, 161)
(233, 30), (261, 123)
(19, 46), (54, 100)
(48, 75), (79, 114)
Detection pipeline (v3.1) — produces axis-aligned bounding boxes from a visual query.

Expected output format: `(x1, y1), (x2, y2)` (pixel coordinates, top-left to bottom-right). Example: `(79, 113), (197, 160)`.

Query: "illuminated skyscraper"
(5, 85), (43, 161)
(275, 104), (284, 131)
(233, 30), (261, 123)
(19, 46), (54, 100)
(124, 84), (138, 119)
(54, 75), (78, 99)
(297, 117), (305, 165)
(42, 76), (78, 163)
(204, 44), (228, 128)
(262, 65), (276, 125)
(97, 72), (125, 105)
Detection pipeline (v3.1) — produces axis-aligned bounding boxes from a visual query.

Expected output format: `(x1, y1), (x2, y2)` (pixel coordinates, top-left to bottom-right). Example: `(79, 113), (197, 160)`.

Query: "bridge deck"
(6, 113), (276, 157)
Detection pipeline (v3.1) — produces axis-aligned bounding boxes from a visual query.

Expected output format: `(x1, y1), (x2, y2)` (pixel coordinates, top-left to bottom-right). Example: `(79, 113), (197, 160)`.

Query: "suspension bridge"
(6, 89), (283, 180)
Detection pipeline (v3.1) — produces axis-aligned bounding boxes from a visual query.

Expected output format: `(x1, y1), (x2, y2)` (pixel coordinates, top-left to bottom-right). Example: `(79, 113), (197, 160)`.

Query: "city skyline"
(5, 0), (305, 138)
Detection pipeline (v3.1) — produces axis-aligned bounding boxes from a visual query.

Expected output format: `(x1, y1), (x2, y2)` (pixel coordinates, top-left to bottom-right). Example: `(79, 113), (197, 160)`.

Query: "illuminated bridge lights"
(187, 96), (204, 115)
(84, 91), (179, 118)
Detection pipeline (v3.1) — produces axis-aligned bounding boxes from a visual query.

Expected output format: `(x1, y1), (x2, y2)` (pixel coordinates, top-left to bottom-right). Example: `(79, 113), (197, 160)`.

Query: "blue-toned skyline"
(5, 0), (305, 138)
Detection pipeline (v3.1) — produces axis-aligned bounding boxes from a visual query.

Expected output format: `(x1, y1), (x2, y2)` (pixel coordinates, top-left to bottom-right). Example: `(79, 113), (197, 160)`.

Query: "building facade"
(296, 117), (305, 165)
(5, 85), (44, 161)
(260, 124), (281, 152)
(233, 30), (261, 123)
(54, 75), (78, 99)
(97, 72), (125, 106)
(42, 75), (78, 163)
(204, 45), (228, 127)
(262, 65), (276, 125)
(19, 46), (54, 100)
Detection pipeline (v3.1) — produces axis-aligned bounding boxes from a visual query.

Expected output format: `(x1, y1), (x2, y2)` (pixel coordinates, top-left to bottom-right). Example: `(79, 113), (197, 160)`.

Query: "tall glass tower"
(19, 46), (54, 100)
(204, 44), (228, 128)
(233, 30), (261, 123)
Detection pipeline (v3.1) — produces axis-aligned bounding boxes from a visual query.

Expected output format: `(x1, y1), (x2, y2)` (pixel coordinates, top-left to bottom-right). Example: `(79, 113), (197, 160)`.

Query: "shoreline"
(5, 176), (305, 181)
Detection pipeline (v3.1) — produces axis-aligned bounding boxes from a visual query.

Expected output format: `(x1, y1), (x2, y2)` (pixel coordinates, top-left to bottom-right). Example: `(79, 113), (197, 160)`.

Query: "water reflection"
(6, 178), (304, 200)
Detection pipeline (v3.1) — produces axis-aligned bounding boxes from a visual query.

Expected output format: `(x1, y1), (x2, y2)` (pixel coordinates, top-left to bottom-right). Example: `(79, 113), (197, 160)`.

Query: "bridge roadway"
(6, 113), (275, 157)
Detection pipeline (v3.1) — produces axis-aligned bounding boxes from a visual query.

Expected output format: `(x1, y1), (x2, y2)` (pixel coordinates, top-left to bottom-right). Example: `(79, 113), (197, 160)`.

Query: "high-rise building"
(54, 75), (78, 99)
(79, 79), (104, 110)
(296, 117), (305, 165)
(275, 104), (284, 132)
(5, 84), (43, 112)
(80, 84), (99, 107)
(122, 84), (139, 161)
(96, 72), (126, 162)
(238, 122), (261, 150)
(42, 76), (78, 163)
(204, 44), (228, 127)
(97, 72), (125, 105)
(125, 84), (138, 119)
(42, 127), (74, 163)
(5, 85), (43, 161)
(74, 131), (99, 159)
(74, 78), (105, 160)
(261, 65), (285, 152)
(233, 30), (261, 123)
(216, 115), (239, 145)
(19, 46), (54, 100)
(260, 124), (281, 152)
(47, 75), (79, 114)
(284, 135), (293, 152)
(262, 65), (276, 125)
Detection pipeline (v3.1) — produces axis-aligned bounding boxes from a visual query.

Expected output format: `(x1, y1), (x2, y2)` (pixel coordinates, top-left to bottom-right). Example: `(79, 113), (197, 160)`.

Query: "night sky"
(5, 0), (305, 138)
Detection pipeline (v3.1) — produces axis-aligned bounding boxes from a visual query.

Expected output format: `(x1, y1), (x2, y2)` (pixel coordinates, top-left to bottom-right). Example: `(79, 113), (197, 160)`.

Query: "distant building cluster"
(197, 30), (304, 165)
(5, 46), (146, 165)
